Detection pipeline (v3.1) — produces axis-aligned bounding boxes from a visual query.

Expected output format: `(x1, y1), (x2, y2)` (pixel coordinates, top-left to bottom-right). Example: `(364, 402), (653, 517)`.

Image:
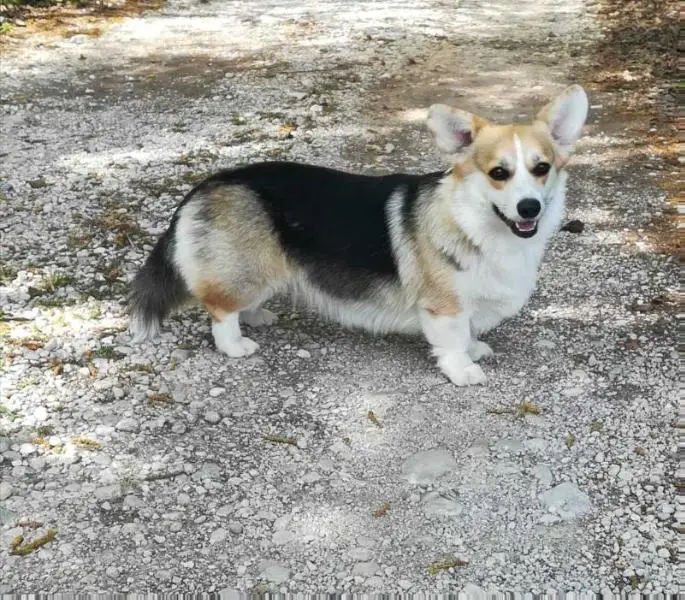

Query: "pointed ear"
(536, 85), (588, 155)
(426, 104), (487, 157)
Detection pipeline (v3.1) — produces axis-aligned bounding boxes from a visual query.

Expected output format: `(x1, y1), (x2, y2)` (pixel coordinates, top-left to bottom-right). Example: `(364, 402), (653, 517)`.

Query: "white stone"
(209, 528), (228, 544)
(539, 483), (592, 519)
(115, 418), (140, 433)
(351, 561), (379, 576)
(19, 443), (36, 456)
(95, 484), (123, 501)
(228, 522), (243, 534)
(273, 514), (292, 530)
(461, 583), (486, 600)
(531, 465), (554, 487)
(203, 411), (221, 424)
(272, 529), (292, 545)
(493, 462), (520, 475)
(302, 471), (321, 484)
(421, 492), (464, 517)
(260, 562), (290, 583)
(0, 482), (14, 501)
(349, 547), (373, 561)
(523, 438), (547, 452)
(105, 566), (119, 578)
(562, 387), (584, 397)
(493, 438), (525, 454)
(199, 462), (221, 480)
(618, 468), (633, 481)
(356, 535), (375, 547)
(401, 448), (457, 484)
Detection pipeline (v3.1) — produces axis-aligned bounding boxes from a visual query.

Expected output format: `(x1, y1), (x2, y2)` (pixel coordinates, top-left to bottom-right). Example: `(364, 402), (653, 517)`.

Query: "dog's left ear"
(427, 105), (488, 158)
(536, 85), (588, 156)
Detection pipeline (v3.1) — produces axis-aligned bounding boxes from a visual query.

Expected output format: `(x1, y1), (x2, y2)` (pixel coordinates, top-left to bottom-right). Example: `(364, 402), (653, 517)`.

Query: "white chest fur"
(458, 193), (564, 334)
(457, 237), (546, 334)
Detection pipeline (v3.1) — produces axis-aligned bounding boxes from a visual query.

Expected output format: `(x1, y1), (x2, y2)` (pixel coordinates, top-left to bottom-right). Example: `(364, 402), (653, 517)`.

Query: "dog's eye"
(532, 162), (551, 177)
(488, 167), (510, 181)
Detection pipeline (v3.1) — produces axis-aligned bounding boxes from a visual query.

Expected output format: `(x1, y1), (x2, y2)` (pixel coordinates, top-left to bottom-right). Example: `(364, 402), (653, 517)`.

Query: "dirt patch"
(0, 0), (164, 51)
(4, 50), (292, 103)
(572, 0), (679, 257)
(585, 0), (678, 124)
(362, 36), (580, 121)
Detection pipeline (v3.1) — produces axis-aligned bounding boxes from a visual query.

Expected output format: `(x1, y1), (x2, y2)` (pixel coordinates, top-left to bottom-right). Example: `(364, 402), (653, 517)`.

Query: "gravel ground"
(0, 0), (678, 594)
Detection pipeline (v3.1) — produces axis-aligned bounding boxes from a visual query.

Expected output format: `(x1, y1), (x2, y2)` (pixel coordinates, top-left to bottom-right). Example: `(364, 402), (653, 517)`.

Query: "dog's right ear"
(427, 105), (487, 157)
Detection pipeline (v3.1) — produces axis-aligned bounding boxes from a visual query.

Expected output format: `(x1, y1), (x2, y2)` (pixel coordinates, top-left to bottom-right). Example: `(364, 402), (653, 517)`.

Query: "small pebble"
(115, 418), (140, 433)
(209, 528), (228, 544)
(561, 219), (585, 233)
(228, 522), (243, 535)
(203, 411), (221, 424)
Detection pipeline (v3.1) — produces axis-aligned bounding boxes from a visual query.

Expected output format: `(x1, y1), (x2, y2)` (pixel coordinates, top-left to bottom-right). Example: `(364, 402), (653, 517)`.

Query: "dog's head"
(427, 85), (588, 238)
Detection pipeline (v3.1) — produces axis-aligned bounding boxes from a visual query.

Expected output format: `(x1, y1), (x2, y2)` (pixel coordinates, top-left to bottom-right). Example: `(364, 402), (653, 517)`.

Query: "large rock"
(351, 561), (379, 576)
(260, 561), (290, 584)
(401, 448), (457, 485)
(421, 491), (465, 517)
(539, 482), (592, 520)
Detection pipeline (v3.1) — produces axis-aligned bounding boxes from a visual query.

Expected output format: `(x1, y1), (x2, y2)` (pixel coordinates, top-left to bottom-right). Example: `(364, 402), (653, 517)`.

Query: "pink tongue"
(516, 220), (536, 231)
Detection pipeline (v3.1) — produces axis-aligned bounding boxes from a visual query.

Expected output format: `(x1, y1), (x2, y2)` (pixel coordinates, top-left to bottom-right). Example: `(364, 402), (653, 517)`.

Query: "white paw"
(438, 353), (486, 386)
(215, 336), (259, 358)
(468, 340), (494, 362)
(240, 308), (278, 327)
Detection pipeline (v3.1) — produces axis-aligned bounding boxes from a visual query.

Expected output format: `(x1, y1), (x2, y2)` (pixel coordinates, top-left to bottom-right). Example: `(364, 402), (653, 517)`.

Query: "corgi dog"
(129, 85), (588, 386)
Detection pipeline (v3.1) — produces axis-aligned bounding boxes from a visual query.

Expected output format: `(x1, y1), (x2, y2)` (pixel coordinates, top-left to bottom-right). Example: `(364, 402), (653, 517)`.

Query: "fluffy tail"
(128, 226), (190, 342)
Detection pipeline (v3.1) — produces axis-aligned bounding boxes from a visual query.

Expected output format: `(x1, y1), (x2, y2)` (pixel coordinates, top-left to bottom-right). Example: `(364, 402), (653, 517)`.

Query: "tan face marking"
(470, 124), (557, 189)
(516, 122), (557, 179)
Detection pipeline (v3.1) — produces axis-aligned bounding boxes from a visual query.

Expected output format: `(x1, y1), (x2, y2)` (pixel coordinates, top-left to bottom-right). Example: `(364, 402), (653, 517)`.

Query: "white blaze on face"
(511, 134), (541, 232)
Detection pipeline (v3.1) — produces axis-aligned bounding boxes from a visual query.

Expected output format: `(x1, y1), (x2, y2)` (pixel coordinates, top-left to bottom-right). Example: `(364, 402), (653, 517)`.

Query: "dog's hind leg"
(197, 280), (261, 357)
(212, 312), (259, 357)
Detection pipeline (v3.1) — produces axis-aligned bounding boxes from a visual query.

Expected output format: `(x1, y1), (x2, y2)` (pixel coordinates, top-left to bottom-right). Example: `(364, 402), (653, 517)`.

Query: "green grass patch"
(181, 171), (207, 184)
(71, 436), (102, 450)
(263, 434), (297, 446)
(29, 273), (74, 298)
(89, 345), (124, 360)
(28, 177), (49, 189)
(427, 557), (468, 575)
(0, 405), (22, 421)
(9, 528), (57, 557)
(0, 266), (18, 285)
(17, 376), (37, 389)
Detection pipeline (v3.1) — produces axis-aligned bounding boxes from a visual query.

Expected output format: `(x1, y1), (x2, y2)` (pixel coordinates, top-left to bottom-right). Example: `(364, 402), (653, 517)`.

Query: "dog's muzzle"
(492, 204), (539, 239)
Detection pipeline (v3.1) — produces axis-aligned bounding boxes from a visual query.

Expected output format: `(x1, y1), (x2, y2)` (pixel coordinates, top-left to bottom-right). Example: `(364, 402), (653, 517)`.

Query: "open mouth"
(492, 205), (538, 239)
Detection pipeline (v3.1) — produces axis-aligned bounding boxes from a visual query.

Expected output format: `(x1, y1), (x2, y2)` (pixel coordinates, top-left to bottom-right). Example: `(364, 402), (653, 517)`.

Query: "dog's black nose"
(517, 198), (541, 219)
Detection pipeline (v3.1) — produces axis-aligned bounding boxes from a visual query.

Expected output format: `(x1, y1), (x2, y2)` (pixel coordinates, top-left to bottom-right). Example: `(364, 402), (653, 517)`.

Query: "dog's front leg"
(420, 309), (486, 386)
